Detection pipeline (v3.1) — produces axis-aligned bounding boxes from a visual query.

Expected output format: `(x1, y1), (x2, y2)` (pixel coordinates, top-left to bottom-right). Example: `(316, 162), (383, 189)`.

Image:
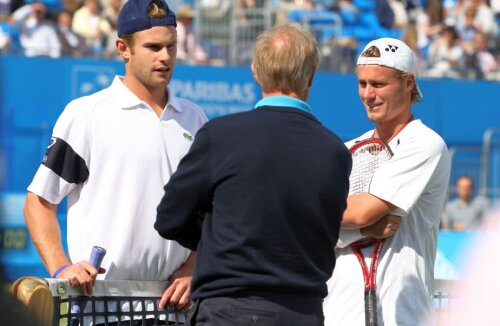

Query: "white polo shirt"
(324, 120), (451, 326)
(28, 76), (208, 281)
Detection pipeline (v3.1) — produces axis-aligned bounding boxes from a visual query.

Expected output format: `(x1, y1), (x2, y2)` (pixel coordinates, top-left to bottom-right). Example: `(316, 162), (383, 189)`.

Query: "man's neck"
(459, 197), (472, 206)
(373, 114), (414, 143)
(262, 91), (306, 101)
(123, 76), (168, 118)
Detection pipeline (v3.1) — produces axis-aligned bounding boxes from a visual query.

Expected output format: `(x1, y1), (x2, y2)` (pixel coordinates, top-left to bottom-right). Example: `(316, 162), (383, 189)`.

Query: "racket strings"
(349, 144), (391, 196)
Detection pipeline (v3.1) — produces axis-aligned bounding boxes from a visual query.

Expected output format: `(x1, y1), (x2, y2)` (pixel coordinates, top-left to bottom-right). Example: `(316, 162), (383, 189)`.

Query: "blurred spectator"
(402, 24), (428, 73)
(457, 0), (497, 38)
(0, 0), (24, 15)
(61, 0), (82, 14)
(467, 32), (499, 79)
(236, 0), (265, 29)
(375, 0), (396, 28)
(443, 0), (466, 26)
(103, 0), (121, 31)
(387, 0), (408, 28)
(456, 5), (478, 52)
(235, 0), (266, 64)
(426, 25), (465, 78)
(237, 0), (260, 24)
(11, 2), (61, 57)
(442, 175), (489, 231)
(72, 0), (111, 54)
(56, 10), (88, 56)
(102, 0), (122, 57)
(176, 4), (209, 65)
(416, 0), (444, 59)
(375, 0), (407, 29)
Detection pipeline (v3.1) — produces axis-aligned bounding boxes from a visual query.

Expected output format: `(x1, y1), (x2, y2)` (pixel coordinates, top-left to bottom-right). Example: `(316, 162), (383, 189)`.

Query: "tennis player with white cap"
(323, 38), (451, 325)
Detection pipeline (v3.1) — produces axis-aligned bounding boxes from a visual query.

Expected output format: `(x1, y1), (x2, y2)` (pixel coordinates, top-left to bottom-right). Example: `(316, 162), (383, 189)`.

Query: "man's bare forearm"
(24, 192), (69, 276)
(341, 193), (395, 228)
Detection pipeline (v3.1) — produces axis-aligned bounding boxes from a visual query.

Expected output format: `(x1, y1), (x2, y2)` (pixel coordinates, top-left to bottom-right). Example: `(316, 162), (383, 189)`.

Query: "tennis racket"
(70, 246), (106, 326)
(348, 138), (393, 326)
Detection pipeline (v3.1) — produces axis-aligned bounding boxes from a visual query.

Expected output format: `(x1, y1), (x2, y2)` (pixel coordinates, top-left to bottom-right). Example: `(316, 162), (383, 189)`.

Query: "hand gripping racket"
(348, 138), (393, 326)
(70, 246), (106, 326)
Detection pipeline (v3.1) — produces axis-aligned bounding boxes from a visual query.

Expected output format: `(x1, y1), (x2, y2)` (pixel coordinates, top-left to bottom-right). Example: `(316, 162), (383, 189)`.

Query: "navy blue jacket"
(155, 105), (351, 300)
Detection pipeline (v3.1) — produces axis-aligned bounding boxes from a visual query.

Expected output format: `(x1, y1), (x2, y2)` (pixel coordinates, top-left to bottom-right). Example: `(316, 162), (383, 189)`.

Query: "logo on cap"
(385, 45), (399, 53)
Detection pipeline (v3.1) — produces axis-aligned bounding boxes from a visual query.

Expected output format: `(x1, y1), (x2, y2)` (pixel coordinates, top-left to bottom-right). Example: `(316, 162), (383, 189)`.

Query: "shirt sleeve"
(336, 229), (364, 248)
(369, 135), (448, 215)
(27, 101), (91, 204)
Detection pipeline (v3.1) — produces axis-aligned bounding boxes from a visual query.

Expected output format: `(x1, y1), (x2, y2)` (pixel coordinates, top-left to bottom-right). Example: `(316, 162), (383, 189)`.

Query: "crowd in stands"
(0, 0), (120, 57)
(282, 0), (499, 79)
(0, 0), (498, 79)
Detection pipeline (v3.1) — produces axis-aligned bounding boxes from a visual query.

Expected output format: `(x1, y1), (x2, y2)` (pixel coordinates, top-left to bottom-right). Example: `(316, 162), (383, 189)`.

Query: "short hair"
(360, 46), (421, 104)
(148, 0), (168, 18)
(252, 23), (319, 99)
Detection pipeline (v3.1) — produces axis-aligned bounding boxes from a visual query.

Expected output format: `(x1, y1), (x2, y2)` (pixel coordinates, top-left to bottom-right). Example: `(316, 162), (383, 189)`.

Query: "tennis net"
(11, 277), (187, 326)
(11, 277), (458, 325)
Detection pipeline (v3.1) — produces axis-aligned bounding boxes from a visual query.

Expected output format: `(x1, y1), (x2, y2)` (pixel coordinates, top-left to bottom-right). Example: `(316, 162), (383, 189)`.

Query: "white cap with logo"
(357, 38), (423, 100)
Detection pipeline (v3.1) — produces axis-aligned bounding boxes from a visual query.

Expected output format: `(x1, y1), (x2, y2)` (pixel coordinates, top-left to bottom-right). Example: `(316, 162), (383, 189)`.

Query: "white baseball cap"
(357, 38), (423, 100)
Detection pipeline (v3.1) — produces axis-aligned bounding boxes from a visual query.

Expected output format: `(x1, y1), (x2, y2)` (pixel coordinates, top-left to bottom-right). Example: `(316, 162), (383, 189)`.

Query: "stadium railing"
(434, 278), (458, 311)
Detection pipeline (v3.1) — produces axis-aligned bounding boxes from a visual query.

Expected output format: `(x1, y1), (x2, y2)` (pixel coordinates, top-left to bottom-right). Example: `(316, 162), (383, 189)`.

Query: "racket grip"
(365, 289), (378, 326)
(89, 246), (106, 269)
(70, 246), (106, 326)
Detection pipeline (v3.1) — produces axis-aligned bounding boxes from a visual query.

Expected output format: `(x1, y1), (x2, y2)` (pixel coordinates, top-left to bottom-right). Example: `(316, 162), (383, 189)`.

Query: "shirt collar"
(112, 76), (182, 113)
(167, 90), (183, 113)
(254, 96), (312, 113)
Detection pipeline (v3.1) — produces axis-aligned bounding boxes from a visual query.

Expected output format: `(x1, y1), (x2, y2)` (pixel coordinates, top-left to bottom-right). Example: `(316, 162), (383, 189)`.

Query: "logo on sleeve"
(48, 137), (57, 149)
(42, 137), (57, 163)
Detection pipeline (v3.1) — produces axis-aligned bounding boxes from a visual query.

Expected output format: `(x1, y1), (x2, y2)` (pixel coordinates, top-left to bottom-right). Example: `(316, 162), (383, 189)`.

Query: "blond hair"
(252, 23), (319, 99)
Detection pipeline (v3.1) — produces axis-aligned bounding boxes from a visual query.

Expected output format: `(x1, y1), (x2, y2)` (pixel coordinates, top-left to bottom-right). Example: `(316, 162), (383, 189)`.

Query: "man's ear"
(308, 68), (316, 88)
(251, 63), (261, 86)
(116, 37), (130, 60)
(407, 75), (416, 92)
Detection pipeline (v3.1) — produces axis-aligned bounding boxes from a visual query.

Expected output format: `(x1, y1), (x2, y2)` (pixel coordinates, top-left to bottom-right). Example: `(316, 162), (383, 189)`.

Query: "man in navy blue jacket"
(155, 22), (351, 326)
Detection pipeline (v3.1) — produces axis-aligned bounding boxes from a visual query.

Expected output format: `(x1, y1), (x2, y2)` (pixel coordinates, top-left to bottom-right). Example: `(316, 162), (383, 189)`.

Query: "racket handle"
(89, 246), (106, 269)
(70, 246), (107, 326)
(365, 289), (378, 326)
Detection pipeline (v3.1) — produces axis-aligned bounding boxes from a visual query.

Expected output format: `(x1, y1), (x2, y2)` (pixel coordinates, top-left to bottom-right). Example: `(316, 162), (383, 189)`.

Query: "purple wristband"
(52, 264), (69, 278)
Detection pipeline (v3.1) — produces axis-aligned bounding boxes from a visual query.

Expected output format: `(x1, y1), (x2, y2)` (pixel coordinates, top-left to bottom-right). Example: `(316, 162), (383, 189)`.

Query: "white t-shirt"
(324, 119), (451, 326)
(28, 76), (208, 282)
